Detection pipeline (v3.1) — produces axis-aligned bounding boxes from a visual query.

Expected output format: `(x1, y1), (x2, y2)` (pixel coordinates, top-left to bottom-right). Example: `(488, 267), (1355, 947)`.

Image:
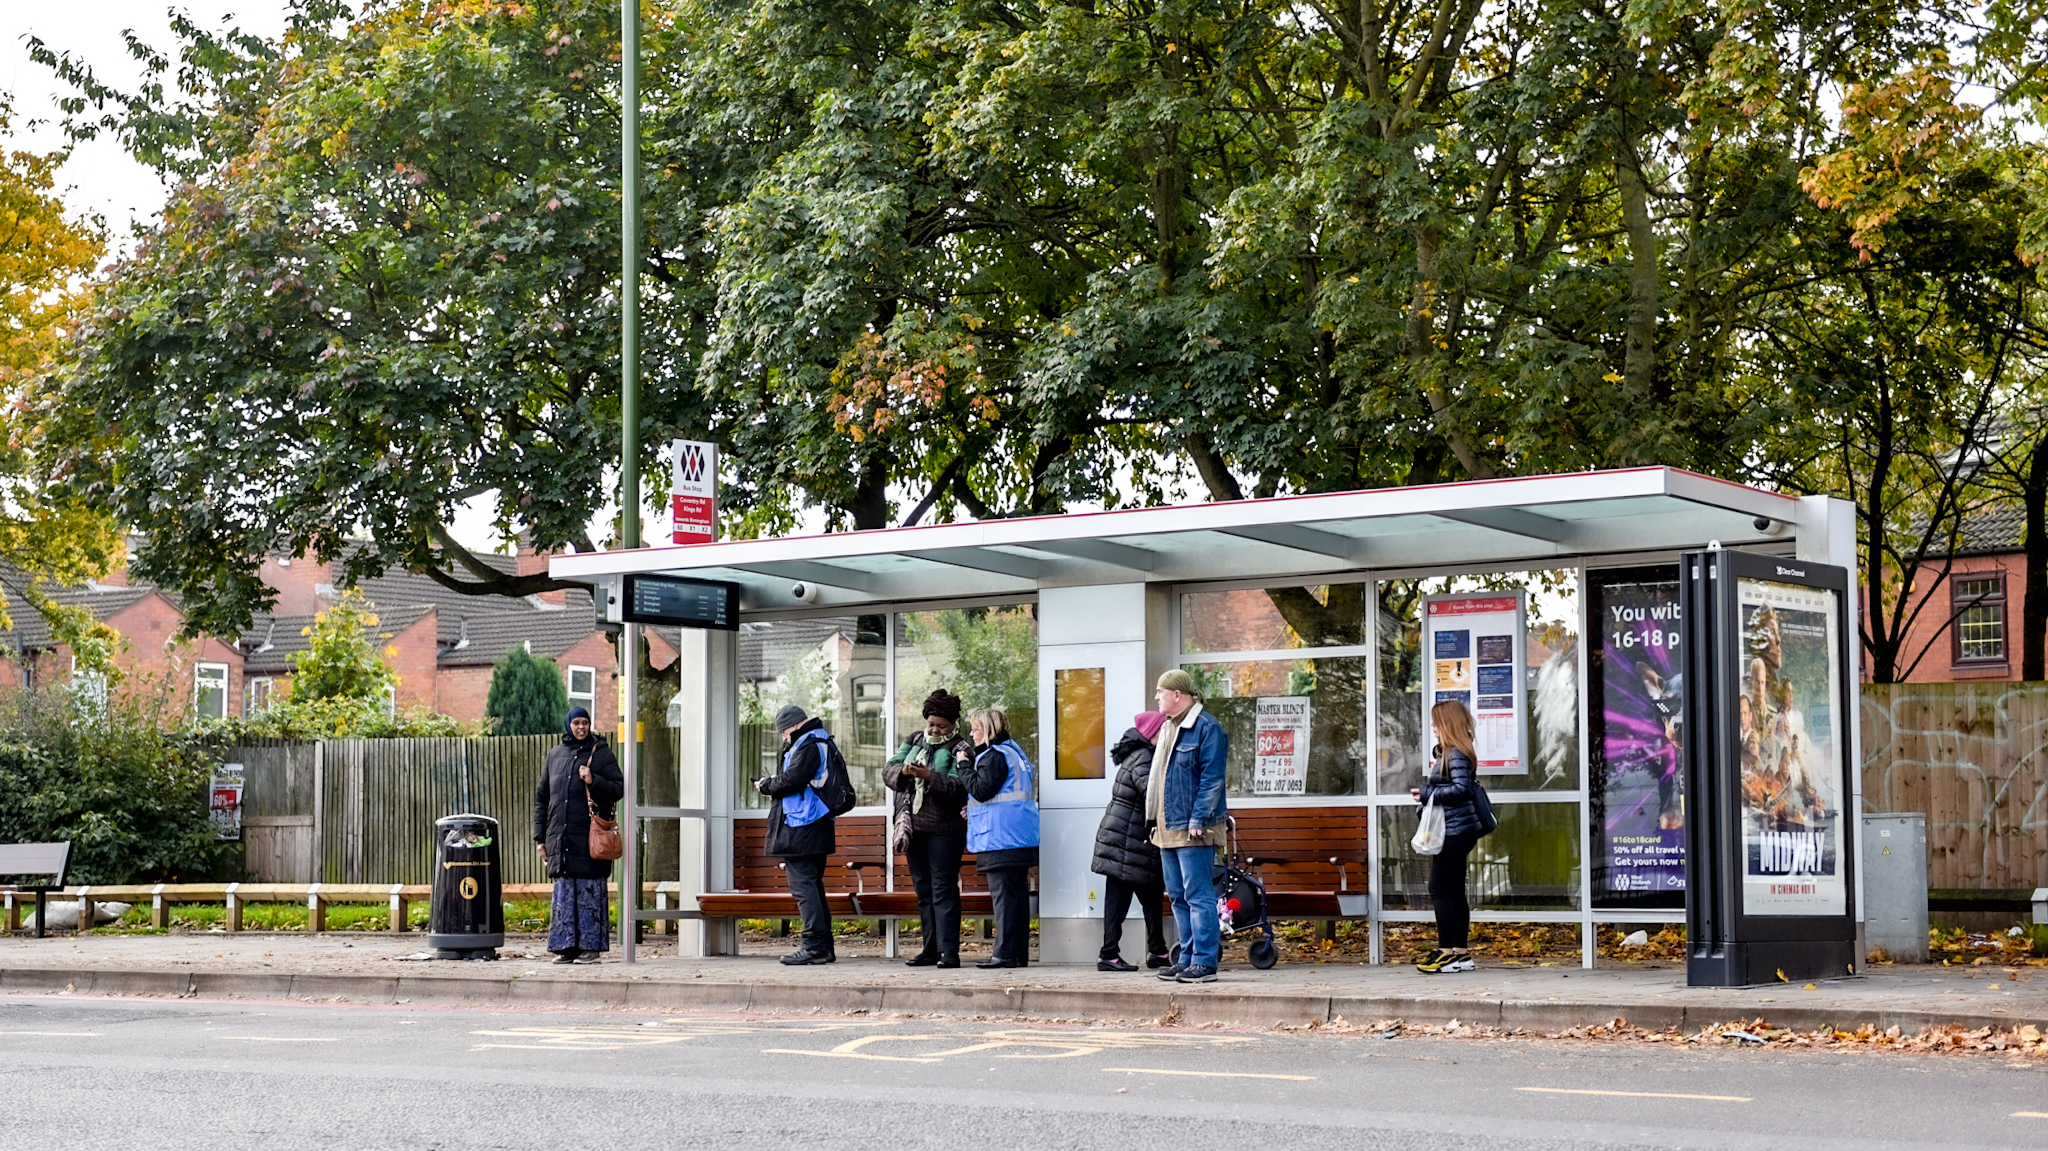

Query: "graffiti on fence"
(1860, 682), (2048, 889)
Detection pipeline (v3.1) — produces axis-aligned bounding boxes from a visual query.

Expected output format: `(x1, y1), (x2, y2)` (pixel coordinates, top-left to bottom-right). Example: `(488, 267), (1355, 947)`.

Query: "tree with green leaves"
(287, 588), (399, 704)
(486, 644), (571, 736)
(34, 0), (2048, 689)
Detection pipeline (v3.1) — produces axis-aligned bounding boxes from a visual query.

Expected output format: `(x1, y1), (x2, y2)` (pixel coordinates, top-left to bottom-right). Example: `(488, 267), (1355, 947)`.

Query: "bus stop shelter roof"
(550, 466), (1800, 613)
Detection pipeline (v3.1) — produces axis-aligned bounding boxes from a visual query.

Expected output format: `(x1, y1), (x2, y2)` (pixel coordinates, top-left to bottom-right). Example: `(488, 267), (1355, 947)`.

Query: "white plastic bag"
(1411, 795), (1446, 856)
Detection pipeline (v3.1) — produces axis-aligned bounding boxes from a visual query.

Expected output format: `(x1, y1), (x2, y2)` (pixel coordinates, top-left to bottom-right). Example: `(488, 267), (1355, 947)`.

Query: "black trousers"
(783, 854), (834, 954)
(906, 829), (966, 960)
(1428, 831), (1482, 949)
(984, 865), (1033, 964)
(1099, 874), (1167, 961)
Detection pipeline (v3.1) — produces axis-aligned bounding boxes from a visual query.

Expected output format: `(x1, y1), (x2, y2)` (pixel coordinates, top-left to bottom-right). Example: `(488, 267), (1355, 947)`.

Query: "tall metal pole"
(618, 0), (642, 965)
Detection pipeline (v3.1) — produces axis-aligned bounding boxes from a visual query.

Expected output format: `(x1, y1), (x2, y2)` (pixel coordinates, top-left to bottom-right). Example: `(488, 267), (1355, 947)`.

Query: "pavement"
(3, 931), (2045, 1035)
(7, 993), (2048, 1149)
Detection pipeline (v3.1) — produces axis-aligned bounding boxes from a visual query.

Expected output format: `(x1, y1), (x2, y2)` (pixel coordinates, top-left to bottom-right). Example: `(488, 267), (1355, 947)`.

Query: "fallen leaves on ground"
(1270, 1014), (2048, 1057)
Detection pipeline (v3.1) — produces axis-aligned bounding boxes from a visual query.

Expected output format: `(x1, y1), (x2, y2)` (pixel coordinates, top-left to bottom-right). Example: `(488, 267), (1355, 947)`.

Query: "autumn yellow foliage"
(0, 98), (124, 663)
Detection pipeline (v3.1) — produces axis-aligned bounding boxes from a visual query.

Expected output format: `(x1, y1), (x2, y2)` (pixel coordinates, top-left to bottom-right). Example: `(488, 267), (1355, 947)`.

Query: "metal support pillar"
(622, 622), (639, 963)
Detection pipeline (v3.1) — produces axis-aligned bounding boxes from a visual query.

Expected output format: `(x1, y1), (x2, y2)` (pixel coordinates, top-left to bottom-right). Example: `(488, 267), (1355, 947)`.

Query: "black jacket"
(533, 734), (625, 879)
(760, 717), (837, 858)
(961, 734), (1039, 872)
(1419, 747), (1483, 838)
(1091, 728), (1162, 887)
(883, 730), (969, 836)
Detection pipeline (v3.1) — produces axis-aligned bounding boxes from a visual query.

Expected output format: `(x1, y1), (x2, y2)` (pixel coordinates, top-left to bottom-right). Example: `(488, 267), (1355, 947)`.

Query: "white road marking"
(1103, 1067), (1315, 1081)
(2012, 1112), (2048, 1119)
(1518, 1087), (1751, 1102)
(216, 1036), (338, 1043)
(0, 1031), (99, 1037)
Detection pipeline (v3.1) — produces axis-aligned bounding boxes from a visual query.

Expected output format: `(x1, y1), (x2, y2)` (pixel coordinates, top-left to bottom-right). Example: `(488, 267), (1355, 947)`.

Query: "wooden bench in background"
(1230, 807), (1371, 932)
(695, 816), (1010, 939)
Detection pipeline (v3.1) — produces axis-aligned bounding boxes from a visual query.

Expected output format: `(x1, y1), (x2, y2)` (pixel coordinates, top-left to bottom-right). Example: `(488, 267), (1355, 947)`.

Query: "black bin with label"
(430, 813), (503, 959)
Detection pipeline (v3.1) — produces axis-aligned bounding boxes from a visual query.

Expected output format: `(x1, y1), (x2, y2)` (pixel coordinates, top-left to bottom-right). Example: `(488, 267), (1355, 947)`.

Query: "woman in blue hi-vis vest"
(961, 706), (1039, 968)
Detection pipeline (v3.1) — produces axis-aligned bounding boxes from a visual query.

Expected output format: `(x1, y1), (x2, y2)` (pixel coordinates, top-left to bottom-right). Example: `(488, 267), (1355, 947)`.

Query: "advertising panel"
(1252, 696), (1311, 795)
(1423, 593), (1526, 775)
(1592, 572), (1688, 903)
(1736, 577), (1846, 917)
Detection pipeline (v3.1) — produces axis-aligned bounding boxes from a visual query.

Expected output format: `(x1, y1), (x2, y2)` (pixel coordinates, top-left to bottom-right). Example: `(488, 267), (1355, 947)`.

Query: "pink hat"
(1134, 711), (1167, 742)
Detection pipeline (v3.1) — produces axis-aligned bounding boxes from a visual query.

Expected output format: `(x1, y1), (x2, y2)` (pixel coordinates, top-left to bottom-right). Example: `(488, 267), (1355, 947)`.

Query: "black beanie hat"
(921, 689), (962, 723)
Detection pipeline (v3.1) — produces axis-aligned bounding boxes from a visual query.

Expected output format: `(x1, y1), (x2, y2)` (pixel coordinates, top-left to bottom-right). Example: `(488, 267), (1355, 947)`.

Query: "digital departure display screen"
(622, 575), (740, 630)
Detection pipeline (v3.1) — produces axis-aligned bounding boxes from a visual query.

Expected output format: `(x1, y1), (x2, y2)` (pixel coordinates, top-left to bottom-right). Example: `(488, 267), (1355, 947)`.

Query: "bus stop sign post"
(1680, 547), (1859, 987)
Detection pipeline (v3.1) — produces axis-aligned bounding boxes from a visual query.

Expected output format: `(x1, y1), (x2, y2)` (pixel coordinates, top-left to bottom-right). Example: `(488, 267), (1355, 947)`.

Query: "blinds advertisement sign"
(1423, 593), (1527, 776)
(1252, 696), (1311, 795)
(1737, 577), (1846, 917)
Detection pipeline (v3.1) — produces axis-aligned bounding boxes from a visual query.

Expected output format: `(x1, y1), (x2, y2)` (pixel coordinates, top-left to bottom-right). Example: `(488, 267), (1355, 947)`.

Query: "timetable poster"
(1423, 593), (1527, 776)
(1736, 577), (1847, 917)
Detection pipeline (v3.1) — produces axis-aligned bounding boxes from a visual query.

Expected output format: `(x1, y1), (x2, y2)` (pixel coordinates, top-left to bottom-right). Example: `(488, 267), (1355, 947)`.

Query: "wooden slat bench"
(1231, 807), (1372, 925)
(693, 816), (1008, 942)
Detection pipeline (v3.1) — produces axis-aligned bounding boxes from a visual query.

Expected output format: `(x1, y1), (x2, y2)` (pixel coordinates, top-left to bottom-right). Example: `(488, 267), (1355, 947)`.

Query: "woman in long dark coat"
(1091, 711), (1170, 971)
(533, 706), (624, 963)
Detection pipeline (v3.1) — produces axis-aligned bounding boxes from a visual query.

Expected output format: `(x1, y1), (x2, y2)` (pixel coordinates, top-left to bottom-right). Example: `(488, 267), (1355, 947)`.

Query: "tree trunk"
(2024, 436), (2048, 681)
(1618, 138), (1658, 414)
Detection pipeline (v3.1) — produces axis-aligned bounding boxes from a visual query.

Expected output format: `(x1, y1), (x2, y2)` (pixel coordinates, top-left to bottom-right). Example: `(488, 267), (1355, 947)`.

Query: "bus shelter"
(550, 466), (1862, 968)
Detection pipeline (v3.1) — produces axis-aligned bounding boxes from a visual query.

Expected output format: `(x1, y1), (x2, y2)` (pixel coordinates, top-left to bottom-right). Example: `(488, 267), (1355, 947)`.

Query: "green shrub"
(0, 690), (242, 883)
(486, 646), (570, 736)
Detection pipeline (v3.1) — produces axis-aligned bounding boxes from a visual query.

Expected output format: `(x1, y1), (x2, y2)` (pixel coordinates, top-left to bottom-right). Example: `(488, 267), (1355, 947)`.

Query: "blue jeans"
(1160, 844), (1219, 970)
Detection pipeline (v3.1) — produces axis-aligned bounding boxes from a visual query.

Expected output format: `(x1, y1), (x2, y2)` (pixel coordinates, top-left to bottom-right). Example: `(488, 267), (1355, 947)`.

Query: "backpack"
(816, 736), (858, 817)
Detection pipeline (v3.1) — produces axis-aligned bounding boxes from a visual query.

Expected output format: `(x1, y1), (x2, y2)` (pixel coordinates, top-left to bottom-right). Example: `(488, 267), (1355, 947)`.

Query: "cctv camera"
(1753, 516), (1788, 536)
(792, 582), (821, 603)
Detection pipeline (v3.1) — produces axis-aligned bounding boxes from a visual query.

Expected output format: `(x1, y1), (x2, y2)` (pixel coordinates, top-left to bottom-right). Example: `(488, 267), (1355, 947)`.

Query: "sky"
(1, 3), (288, 239)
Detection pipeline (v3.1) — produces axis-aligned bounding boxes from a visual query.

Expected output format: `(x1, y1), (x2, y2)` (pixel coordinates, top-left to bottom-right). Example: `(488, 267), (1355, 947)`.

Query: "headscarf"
(564, 706), (592, 741)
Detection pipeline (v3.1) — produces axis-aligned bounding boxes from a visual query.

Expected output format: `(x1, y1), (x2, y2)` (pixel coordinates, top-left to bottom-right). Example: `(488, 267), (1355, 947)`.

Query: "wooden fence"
(225, 736), (555, 886)
(1861, 681), (2048, 892)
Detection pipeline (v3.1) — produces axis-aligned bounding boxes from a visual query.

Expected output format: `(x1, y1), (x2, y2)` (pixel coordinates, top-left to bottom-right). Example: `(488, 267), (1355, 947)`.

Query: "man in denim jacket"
(1145, 669), (1229, 983)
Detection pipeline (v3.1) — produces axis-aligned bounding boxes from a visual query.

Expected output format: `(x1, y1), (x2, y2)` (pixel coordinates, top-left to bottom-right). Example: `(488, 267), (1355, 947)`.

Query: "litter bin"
(430, 813), (503, 960)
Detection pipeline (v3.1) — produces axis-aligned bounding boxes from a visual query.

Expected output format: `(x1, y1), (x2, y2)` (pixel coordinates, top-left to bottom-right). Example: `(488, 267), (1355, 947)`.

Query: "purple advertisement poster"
(1594, 576), (1687, 903)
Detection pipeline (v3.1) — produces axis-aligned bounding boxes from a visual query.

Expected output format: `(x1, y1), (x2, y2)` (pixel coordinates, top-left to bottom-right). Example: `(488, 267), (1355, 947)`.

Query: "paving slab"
(2, 931), (2043, 1034)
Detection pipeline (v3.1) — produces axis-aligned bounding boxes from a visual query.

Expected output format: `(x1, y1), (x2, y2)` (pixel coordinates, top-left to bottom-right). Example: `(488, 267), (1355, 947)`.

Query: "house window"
(1952, 574), (2008, 664)
(246, 678), (275, 715)
(194, 663), (230, 719)
(567, 665), (596, 713)
(853, 676), (886, 748)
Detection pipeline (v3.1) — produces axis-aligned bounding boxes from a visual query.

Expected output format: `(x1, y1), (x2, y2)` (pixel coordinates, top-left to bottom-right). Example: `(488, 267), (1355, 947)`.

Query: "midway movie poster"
(1592, 575), (1687, 904)
(1736, 578), (1847, 917)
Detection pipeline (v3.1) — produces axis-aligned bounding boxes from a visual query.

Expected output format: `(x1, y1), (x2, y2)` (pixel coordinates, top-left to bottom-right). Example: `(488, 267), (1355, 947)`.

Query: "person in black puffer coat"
(1411, 699), (1483, 974)
(533, 706), (624, 964)
(1091, 711), (1169, 972)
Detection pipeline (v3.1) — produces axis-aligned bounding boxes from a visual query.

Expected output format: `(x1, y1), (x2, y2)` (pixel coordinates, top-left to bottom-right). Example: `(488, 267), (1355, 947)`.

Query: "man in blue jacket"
(757, 704), (839, 965)
(1146, 669), (1229, 983)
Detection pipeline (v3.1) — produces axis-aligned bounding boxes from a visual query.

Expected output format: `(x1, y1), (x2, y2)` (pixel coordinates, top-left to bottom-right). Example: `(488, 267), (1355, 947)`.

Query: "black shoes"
(779, 949), (836, 966)
(905, 952), (940, 967)
(1098, 957), (1139, 972)
(1145, 953), (1172, 969)
(976, 957), (1026, 969)
(935, 957), (960, 969)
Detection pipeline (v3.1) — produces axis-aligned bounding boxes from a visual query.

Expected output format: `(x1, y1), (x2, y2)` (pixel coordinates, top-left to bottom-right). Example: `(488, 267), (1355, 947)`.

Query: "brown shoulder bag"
(582, 750), (623, 861)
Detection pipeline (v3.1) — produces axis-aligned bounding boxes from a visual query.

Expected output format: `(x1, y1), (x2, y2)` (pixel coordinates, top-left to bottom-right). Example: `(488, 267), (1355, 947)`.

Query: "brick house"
(1878, 507), (2033, 684)
(0, 543), (670, 727)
